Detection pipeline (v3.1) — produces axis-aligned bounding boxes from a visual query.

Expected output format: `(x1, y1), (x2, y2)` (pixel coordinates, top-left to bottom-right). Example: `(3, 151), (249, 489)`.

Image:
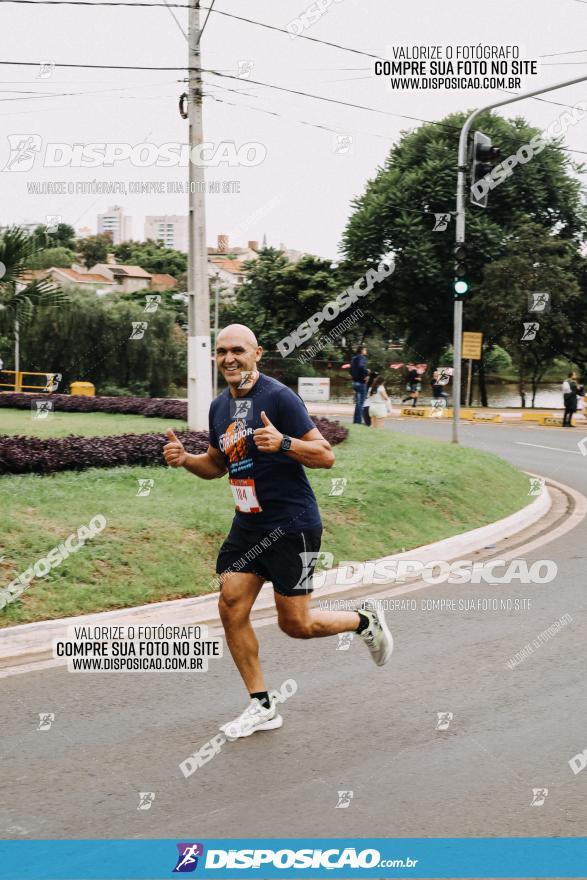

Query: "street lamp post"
(452, 73), (587, 443)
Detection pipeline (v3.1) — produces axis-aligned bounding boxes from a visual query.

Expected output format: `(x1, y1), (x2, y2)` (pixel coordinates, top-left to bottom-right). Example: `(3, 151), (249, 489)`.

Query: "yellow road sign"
(462, 332), (483, 360)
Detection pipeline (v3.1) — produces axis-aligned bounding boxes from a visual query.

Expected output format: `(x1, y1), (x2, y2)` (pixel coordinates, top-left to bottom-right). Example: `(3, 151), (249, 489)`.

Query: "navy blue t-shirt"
(208, 373), (322, 533)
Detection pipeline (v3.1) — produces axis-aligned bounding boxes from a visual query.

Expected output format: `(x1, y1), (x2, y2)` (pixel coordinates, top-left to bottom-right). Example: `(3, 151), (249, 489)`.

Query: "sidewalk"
(308, 401), (587, 424)
(0, 478), (569, 673)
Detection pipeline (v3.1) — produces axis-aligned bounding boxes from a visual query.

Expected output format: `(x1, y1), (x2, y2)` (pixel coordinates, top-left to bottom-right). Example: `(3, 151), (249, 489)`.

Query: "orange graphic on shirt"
(223, 419), (249, 464)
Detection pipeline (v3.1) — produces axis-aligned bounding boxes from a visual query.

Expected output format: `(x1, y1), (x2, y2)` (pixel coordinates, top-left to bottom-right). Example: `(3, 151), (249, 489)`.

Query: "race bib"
(229, 478), (262, 513)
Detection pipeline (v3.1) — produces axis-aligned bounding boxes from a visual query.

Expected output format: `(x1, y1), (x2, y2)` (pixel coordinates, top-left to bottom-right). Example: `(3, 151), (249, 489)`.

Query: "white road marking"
(516, 441), (581, 455)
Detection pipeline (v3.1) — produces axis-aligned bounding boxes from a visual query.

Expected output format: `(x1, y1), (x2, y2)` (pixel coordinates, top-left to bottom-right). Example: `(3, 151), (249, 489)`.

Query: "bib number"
(229, 478), (262, 513)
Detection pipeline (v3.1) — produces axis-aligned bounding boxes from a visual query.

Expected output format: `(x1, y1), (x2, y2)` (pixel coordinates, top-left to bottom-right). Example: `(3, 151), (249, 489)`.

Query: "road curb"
(0, 475), (565, 673)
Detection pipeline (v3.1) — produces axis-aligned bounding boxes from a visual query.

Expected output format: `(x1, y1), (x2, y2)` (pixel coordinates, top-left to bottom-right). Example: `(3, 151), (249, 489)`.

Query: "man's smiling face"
(215, 325), (262, 393)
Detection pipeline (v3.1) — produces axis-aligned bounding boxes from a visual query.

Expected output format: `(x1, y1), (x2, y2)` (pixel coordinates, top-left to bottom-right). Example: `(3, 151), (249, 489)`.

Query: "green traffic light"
(454, 279), (469, 295)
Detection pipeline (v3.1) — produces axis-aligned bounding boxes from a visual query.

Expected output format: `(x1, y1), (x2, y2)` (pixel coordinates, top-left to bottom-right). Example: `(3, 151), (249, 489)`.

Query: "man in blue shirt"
(350, 344), (369, 424)
(163, 324), (393, 738)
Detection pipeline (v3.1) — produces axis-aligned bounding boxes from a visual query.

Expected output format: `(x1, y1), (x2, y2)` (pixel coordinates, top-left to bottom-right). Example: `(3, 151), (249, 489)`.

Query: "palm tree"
(0, 225), (68, 389)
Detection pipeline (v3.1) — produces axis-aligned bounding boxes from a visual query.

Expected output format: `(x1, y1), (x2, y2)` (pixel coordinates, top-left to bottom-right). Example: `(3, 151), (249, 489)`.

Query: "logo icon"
(32, 400), (54, 420)
(436, 711), (453, 731)
(335, 790), (354, 808)
(129, 321), (148, 340)
(334, 134), (353, 155)
(173, 843), (204, 873)
(329, 477), (347, 496)
(37, 712), (55, 731)
(144, 294), (161, 313)
(38, 60), (55, 79)
(528, 477), (544, 496)
(530, 787), (549, 806)
(3, 134), (42, 172)
(46, 214), (61, 233)
(237, 60), (254, 79)
(521, 322), (539, 342)
(230, 399), (253, 421)
(528, 292), (550, 313)
(237, 371), (254, 389)
(432, 212), (452, 232)
(136, 479), (155, 497)
(44, 372), (61, 392)
(137, 792), (155, 810)
(336, 632), (354, 651)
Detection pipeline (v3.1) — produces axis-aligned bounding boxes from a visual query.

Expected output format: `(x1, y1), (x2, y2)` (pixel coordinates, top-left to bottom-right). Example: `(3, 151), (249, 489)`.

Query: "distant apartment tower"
(144, 214), (188, 252)
(97, 205), (132, 245)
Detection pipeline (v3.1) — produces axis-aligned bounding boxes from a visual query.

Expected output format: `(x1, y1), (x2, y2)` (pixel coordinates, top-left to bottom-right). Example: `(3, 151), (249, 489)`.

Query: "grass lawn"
(0, 409), (186, 438)
(0, 423), (533, 627)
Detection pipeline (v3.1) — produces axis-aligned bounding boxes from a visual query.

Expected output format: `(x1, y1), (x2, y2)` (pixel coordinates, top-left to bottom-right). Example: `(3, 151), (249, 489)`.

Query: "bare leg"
(218, 572), (266, 694)
(275, 592), (360, 639)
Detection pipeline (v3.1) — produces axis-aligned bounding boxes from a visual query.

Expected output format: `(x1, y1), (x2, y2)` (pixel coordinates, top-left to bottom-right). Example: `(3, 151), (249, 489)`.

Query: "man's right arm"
(183, 446), (227, 480)
(163, 429), (227, 479)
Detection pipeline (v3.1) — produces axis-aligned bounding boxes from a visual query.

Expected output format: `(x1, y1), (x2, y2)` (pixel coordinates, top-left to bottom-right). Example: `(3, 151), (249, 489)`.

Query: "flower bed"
(0, 392), (187, 419)
(0, 419), (348, 476)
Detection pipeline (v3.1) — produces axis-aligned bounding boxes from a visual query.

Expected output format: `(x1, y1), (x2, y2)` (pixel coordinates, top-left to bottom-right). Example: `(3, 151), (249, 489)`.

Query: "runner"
(163, 324), (393, 738)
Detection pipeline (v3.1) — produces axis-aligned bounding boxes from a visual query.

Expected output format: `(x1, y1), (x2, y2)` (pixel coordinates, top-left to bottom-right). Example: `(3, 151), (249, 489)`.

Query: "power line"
(196, 0), (214, 45)
(539, 48), (587, 58)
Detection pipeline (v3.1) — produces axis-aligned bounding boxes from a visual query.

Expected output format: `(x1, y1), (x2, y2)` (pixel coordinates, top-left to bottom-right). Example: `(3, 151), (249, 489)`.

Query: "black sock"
(356, 611), (370, 634)
(250, 691), (271, 709)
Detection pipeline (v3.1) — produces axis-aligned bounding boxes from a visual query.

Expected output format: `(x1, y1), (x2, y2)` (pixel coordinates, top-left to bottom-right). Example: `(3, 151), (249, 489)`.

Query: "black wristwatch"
(280, 435), (292, 452)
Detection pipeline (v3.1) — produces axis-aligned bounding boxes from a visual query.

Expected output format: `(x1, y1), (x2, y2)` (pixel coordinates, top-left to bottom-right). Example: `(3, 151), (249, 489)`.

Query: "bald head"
(217, 324), (259, 348)
(215, 324), (263, 395)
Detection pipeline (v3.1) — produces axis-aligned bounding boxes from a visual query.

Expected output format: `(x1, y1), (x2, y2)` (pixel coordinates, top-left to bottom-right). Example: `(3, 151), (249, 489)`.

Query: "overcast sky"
(0, 0), (585, 259)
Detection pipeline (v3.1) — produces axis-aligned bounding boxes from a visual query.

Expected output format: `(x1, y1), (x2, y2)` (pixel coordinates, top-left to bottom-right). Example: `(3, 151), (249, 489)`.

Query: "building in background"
(89, 253), (151, 293)
(97, 205), (132, 245)
(144, 215), (188, 253)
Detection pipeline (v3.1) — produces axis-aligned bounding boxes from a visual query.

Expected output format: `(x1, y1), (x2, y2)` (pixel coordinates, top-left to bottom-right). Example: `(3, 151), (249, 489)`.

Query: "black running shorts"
(216, 523), (323, 596)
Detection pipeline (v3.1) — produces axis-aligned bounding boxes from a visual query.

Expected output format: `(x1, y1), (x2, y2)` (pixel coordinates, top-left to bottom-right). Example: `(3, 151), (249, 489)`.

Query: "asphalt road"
(2, 419), (587, 841)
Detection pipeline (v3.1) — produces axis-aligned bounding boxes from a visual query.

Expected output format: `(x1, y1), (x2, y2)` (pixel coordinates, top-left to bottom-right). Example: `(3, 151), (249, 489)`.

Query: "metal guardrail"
(0, 370), (61, 393)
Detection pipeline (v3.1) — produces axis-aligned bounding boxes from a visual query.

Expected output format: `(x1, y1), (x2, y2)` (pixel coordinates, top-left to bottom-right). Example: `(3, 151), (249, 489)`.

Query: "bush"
(0, 413), (348, 475)
(0, 392), (185, 418)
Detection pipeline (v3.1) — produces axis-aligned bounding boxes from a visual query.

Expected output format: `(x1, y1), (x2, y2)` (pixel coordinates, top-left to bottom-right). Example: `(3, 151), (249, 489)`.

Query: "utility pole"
(187, 0), (212, 430)
(452, 72), (587, 443)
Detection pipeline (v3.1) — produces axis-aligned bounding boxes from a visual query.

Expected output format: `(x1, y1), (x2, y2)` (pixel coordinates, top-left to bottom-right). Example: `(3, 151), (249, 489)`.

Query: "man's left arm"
(253, 411), (335, 469)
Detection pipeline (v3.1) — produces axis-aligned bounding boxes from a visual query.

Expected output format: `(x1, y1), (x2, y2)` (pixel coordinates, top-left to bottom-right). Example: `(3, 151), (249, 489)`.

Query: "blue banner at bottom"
(1, 838), (587, 879)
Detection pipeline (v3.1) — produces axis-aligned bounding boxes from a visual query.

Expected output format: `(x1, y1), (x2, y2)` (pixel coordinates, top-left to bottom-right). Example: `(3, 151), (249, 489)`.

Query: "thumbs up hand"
(163, 428), (187, 468)
(253, 410), (284, 453)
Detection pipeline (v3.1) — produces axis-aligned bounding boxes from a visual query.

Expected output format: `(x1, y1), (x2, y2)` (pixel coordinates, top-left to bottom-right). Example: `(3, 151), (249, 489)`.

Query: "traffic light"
(453, 243), (469, 299)
(470, 131), (500, 208)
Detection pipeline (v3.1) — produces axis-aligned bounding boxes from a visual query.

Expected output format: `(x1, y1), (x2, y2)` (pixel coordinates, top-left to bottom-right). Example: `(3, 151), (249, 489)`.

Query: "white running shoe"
(220, 698), (283, 740)
(358, 603), (394, 666)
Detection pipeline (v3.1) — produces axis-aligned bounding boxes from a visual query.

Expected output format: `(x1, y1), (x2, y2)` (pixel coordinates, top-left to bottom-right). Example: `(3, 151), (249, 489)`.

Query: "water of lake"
(324, 380), (567, 409)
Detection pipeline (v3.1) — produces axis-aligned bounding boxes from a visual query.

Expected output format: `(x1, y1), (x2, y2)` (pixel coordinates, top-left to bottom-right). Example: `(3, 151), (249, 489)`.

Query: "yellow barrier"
(400, 406), (502, 422)
(400, 406), (430, 418)
(0, 370), (60, 393)
(521, 411), (552, 422)
(70, 381), (95, 397)
(473, 412), (503, 423)
(536, 414), (563, 427)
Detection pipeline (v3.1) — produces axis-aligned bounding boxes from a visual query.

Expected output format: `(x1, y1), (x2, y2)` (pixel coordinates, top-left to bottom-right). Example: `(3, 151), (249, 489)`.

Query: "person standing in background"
(362, 369), (380, 426)
(366, 376), (392, 428)
(562, 371), (578, 427)
(350, 344), (369, 425)
(402, 365), (420, 407)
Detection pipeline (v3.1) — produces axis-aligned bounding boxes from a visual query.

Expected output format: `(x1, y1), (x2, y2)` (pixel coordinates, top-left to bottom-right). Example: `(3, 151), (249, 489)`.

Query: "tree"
(474, 224), (580, 406)
(113, 239), (186, 277)
(76, 233), (113, 268)
(222, 249), (341, 352)
(20, 288), (185, 396)
(28, 246), (77, 269)
(340, 110), (586, 375)
(0, 226), (68, 373)
(32, 223), (76, 250)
